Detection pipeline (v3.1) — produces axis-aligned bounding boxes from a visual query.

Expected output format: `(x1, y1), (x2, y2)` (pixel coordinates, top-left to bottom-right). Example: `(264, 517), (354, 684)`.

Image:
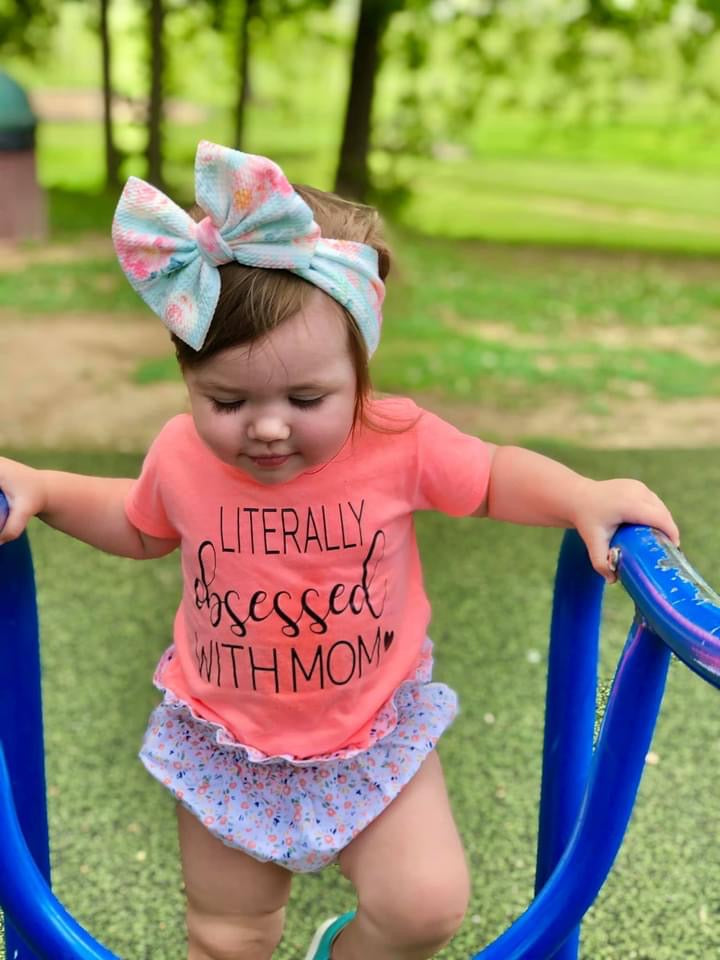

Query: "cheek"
(196, 409), (240, 451)
(323, 396), (357, 444)
(294, 403), (352, 455)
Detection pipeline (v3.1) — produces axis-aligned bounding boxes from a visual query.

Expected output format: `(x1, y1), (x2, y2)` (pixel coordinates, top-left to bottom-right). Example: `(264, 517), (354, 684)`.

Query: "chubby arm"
(473, 444), (680, 581)
(0, 458), (178, 560)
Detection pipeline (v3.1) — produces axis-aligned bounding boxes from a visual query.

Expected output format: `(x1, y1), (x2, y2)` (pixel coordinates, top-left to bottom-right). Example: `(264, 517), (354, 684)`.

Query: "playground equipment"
(1, 487), (719, 959)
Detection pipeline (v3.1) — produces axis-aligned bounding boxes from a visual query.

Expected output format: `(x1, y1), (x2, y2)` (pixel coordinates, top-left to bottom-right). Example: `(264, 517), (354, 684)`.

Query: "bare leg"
(334, 751), (470, 960)
(176, 803), (293, 960)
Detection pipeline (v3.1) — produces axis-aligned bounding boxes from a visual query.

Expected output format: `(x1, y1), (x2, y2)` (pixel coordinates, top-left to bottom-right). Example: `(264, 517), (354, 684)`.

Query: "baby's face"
(183, 288), (358, 485)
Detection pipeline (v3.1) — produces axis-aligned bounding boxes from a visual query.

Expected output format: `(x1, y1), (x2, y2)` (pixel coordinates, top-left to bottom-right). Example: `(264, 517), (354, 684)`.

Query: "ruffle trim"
(140, 678), (458, 871)
(151, 637), (436, 766)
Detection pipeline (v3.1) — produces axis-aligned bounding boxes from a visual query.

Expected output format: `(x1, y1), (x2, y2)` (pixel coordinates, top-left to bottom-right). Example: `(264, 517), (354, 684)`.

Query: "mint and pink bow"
(111, 141), (385, 354)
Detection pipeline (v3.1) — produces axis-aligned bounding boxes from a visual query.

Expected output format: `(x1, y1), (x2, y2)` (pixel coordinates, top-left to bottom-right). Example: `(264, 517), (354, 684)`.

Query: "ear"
(376, 246), (391, 281)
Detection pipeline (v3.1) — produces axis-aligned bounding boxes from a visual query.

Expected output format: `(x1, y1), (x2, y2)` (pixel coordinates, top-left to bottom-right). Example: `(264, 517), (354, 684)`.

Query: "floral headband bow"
(111, 141), (385, 354)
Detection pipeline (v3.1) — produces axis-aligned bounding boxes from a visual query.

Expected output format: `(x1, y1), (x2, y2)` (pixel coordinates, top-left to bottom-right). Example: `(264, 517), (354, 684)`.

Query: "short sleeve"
(125, 422), (180, 539)
(413, 408), (491, 516)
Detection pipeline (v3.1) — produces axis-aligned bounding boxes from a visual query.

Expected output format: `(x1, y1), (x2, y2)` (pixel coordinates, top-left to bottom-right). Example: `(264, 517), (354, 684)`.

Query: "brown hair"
(173, 184), (391, 428)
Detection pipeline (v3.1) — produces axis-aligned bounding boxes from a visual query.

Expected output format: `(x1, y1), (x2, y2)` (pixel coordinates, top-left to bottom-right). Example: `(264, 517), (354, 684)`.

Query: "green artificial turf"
(1, 444), (720, 958)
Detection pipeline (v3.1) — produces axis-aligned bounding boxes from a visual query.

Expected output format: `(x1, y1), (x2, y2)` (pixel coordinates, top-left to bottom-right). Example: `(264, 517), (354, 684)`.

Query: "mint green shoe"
(304, 911), (355, 960)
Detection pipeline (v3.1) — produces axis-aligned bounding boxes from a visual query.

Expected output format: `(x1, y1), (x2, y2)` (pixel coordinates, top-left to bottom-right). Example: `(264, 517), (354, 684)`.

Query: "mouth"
(249, 454), (292, 468)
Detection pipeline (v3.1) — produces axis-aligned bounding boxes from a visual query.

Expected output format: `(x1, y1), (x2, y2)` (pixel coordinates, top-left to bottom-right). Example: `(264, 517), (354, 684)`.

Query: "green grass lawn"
(1, 444), (719, 959)
(29, 115), (720, 255)
(3, 233), (719, 426)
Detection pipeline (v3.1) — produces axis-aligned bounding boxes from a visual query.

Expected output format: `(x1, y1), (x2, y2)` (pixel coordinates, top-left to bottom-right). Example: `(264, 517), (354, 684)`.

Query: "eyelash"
(211, 399), (244, 414)
(210, 396), (325, 414)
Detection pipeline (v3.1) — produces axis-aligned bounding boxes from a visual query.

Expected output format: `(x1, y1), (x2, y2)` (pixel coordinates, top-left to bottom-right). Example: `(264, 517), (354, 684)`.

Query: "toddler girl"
(0, 141), (678, 960)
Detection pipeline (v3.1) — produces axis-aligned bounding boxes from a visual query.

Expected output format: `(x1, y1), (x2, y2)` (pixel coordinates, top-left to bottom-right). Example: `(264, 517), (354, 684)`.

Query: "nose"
(247, 415), (291, 443)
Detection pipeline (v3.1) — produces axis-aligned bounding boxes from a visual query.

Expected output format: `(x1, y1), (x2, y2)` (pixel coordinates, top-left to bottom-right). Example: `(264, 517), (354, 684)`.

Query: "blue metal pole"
(0, 746), (120, 960)
(474, 618), (670, 959)
(535, 530), (604, 960)
(0, 491), (120, 959)
(0, 517), (50, 960)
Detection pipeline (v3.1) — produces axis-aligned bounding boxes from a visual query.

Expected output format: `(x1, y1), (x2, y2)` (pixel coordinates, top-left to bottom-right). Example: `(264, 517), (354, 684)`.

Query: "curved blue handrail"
(473, 619), (669, 960)
(0, 512), (718, 959)
(0, 490), (121, 959)
(612, 524), (720, 690)
(468, 525), (720, 959)
(0, 745), (119, 959)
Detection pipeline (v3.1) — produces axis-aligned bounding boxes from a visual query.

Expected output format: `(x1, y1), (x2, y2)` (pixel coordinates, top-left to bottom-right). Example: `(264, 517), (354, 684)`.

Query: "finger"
(0, 506), (30, 545)
(606, 546), (621, 584)
(615, 493), (680, 547)
(582, 528), (617, 582)
(637, 503), (680, 546)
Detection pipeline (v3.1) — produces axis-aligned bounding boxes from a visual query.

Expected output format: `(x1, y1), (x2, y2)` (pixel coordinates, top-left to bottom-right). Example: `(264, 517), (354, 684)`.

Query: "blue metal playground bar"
(1, 487), (719, 958)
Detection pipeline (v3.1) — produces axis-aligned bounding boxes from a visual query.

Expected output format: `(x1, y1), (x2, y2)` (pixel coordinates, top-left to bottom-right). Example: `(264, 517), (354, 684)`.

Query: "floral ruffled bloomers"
(139, 638), (457, 873)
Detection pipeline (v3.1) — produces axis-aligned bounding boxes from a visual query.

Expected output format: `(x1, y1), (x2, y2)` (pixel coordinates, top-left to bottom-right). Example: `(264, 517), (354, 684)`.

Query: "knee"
(360, 868), (470, 952)
(186, 902), (285, 960)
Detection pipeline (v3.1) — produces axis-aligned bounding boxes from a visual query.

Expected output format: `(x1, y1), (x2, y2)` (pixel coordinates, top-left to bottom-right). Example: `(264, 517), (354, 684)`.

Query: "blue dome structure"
(0, 71), (47, 240)
(0, 71), (37, 151)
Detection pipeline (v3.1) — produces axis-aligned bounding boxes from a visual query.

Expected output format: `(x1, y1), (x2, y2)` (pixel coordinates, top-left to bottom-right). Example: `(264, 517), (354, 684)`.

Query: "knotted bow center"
(195, 216), (234, 267)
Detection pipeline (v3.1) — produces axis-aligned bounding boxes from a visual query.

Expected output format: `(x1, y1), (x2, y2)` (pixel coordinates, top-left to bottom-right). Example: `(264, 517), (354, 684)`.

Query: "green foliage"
(0, 0), (56, 58)
(372, 2), (720, 185)
(7, 1), (720, 196)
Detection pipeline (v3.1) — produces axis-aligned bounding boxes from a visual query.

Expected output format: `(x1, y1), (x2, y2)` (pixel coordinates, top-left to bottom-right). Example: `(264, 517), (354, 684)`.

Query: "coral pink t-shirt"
(125, 397), (490, 759)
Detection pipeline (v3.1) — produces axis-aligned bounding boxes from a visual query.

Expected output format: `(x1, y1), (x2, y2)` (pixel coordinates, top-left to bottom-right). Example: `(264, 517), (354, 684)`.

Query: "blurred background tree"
(2, 0), (718, 246)
(0, 0), (57, 57)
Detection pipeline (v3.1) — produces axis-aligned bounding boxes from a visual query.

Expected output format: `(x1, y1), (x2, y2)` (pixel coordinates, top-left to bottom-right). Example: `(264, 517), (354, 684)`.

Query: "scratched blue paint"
(612, 525), (720, 689)
(0, 515), (718, 959)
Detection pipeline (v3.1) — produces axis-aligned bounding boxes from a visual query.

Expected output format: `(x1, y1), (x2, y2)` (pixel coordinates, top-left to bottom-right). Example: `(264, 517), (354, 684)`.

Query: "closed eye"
(211, 398), (245, 414)
(290, 396), (325, 408)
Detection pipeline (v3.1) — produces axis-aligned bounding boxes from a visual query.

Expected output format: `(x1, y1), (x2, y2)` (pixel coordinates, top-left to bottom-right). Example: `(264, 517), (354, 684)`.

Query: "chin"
(252, 471), (297, 485)
(248, 461), (306, 484)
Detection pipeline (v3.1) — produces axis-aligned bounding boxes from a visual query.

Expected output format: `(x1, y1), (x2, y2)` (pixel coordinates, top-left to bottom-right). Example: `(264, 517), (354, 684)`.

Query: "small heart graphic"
(383, 630), (395, 651)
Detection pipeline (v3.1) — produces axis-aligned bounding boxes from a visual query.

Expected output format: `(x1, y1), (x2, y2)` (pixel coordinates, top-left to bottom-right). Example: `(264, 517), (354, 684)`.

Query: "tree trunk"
(334, 0), (396, 201)
(233, 0), (257, 150)
(99, 0), (121, 191)
(145, 0), (166, 189)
